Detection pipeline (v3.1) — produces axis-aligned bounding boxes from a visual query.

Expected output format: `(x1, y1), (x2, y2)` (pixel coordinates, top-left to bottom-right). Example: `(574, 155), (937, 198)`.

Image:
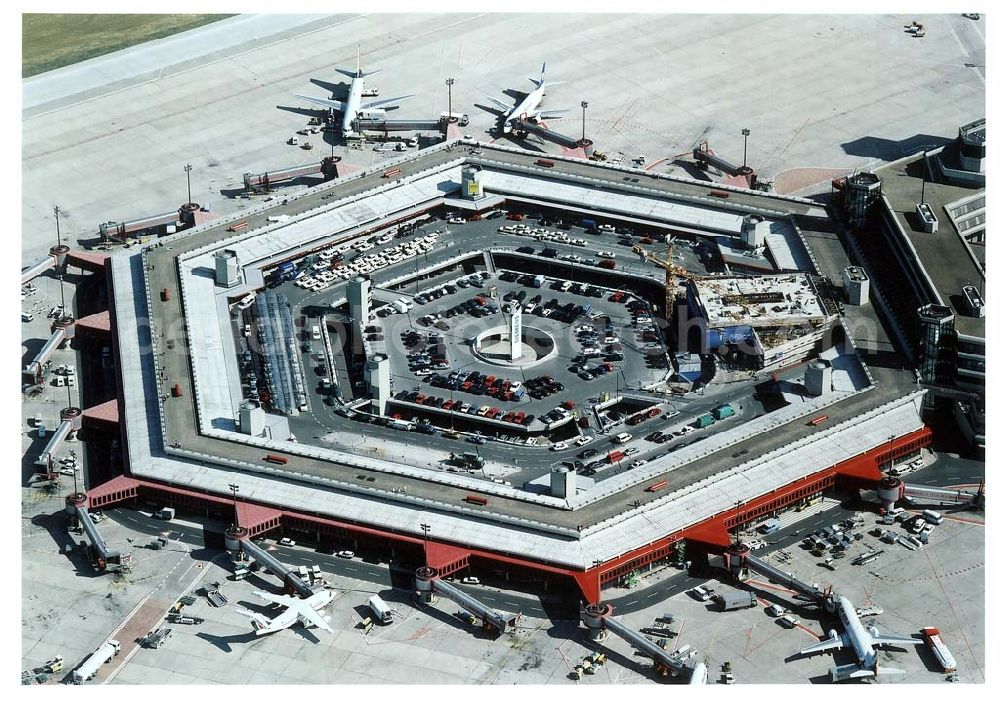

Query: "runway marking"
(795, 623), (821, 640)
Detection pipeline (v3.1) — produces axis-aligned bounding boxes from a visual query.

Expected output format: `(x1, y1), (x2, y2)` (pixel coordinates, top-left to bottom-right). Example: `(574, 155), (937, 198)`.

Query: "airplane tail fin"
(234, 608), (272, 633)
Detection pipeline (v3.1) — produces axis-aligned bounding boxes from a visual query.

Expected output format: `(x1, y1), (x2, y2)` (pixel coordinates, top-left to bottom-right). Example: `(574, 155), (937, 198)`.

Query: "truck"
(387, 419), (414, 431)
(368, 595), (395, 624)
(276, 261), (297, 281)
(580, 218), (598, 232)
(922, 627), (957, 673)
(70, 639), (121, 684)
(717, 590), (757, 611)
(712, 403), (736, 420)
(440, 111), (470, 126)
(695, 413), (716, 428)
(758, 518), (781, 535)
(155, 507), (175, 521)
(533, 274), (546, 288)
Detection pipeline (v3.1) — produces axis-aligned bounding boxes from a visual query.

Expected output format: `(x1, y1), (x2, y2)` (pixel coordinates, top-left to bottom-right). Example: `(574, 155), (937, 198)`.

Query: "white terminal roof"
(483, 169), (747, 235)
(692, 273), (827, 328)
(114, 251), (925, 569)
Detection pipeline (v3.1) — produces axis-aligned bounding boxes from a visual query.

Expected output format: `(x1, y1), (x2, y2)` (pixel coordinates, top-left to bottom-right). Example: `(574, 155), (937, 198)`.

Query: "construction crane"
(633, 241), (690, 322)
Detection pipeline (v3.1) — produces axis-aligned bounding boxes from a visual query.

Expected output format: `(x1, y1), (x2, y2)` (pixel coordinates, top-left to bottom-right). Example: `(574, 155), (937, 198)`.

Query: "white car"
(575, 435), (594, 446)
(448, 217), (466, 224)
(336, 550), (355, 559)
(461, 576), (480, 585)
(278, 537), (296, 547)
(551, 441), (569, 451)
(596, 250), (616, 259)
(628, 459), (647, 469)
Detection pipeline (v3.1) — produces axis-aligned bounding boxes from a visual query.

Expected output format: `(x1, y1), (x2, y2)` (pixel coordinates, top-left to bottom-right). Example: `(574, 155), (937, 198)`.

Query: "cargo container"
(645, 480), (669, 492)
(607, 449), (626, 464)
(535, 159), (555, 168)
(580, 218), (598, 232)
(264, 454), (289, 465)
(465, 495), (488, 506)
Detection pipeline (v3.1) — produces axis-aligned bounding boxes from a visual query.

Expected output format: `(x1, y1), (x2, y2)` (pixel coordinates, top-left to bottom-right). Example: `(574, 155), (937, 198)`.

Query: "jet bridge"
(22, 317), (75, 384)
(242, 156), (345, 194)
(357, 118), (443, 133)
(902, 482), (983, 507)
(225, 529), (314, 598)
(694, 140), (757, 188)
(65, 493), (121, 572)
(414, 566), (517, 634)
(34, 408), (82, 471)
(723, 543), (833, 609)
(509, 116), (592, 155)
(21, 245), (70, 285)
(876, 476), (983, 510)
(581, 603), (701, 680)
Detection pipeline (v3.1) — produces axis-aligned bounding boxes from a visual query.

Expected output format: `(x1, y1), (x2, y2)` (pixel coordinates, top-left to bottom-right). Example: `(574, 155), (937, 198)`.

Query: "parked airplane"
(795, 595), (920, 681)
(294, 47), (413, 138)
(688, 662), (708, 684)
(234, 589), (336, 636)
(488, 63), (569, 134)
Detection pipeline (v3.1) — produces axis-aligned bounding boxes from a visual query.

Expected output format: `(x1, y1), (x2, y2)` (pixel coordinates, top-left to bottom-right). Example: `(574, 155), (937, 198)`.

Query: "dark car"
(516, 246), (536, 255)
(578, 448), (600, 459)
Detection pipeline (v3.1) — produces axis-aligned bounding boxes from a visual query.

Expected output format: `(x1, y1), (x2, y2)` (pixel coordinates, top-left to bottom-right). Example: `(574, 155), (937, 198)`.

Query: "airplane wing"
(487, 96), (515, 113)
(870, 634), (921, 648)
(293, 94), (347, 113)
(297, 605), (334, 634)
(361, 94), (414, 110)
(252, 590), (297, 607)
(796, 634), (850, 656)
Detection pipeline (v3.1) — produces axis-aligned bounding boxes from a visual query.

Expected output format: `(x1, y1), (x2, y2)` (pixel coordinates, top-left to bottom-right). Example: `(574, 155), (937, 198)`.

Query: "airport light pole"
(53, 205), (62, 248)
(54, 205), (66, 310)
(229, 483), (240, 523)
(580, 101), (588, 143)
(741, 128), (750, 169)
(184, 163), (193, 206)
(446, 78), (455, 121)
(420, 523), (431, 556)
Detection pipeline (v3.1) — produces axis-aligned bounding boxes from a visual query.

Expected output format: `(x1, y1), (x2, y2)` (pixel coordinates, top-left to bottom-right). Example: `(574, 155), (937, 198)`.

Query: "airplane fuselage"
(838, 596), (877, 669)
(342, 75), (366, 138)
(253, 589), (336, 635)
(504, 83), (546, 133)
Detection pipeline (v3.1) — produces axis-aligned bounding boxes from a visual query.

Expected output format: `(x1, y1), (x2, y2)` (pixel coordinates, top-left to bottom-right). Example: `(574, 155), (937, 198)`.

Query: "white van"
(22, 312), (33, 322)
(311, 325), (321, 340)
(922, 509), (943, 525)
(611, 432), (633, 445)
(368, 595), (394, 624)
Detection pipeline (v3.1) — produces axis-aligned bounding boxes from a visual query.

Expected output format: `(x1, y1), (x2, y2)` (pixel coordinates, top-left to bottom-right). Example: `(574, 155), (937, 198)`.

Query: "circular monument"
(472, 324), (556, 368)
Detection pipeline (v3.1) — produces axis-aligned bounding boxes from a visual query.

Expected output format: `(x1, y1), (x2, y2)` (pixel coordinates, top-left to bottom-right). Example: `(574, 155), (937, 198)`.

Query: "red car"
(513, 411), (526, 424)
(442, 400), (454, 410)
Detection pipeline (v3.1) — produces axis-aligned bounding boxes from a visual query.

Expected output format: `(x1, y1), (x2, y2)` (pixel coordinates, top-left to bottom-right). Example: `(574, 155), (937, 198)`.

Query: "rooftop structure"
(688, 274), (828, 329)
